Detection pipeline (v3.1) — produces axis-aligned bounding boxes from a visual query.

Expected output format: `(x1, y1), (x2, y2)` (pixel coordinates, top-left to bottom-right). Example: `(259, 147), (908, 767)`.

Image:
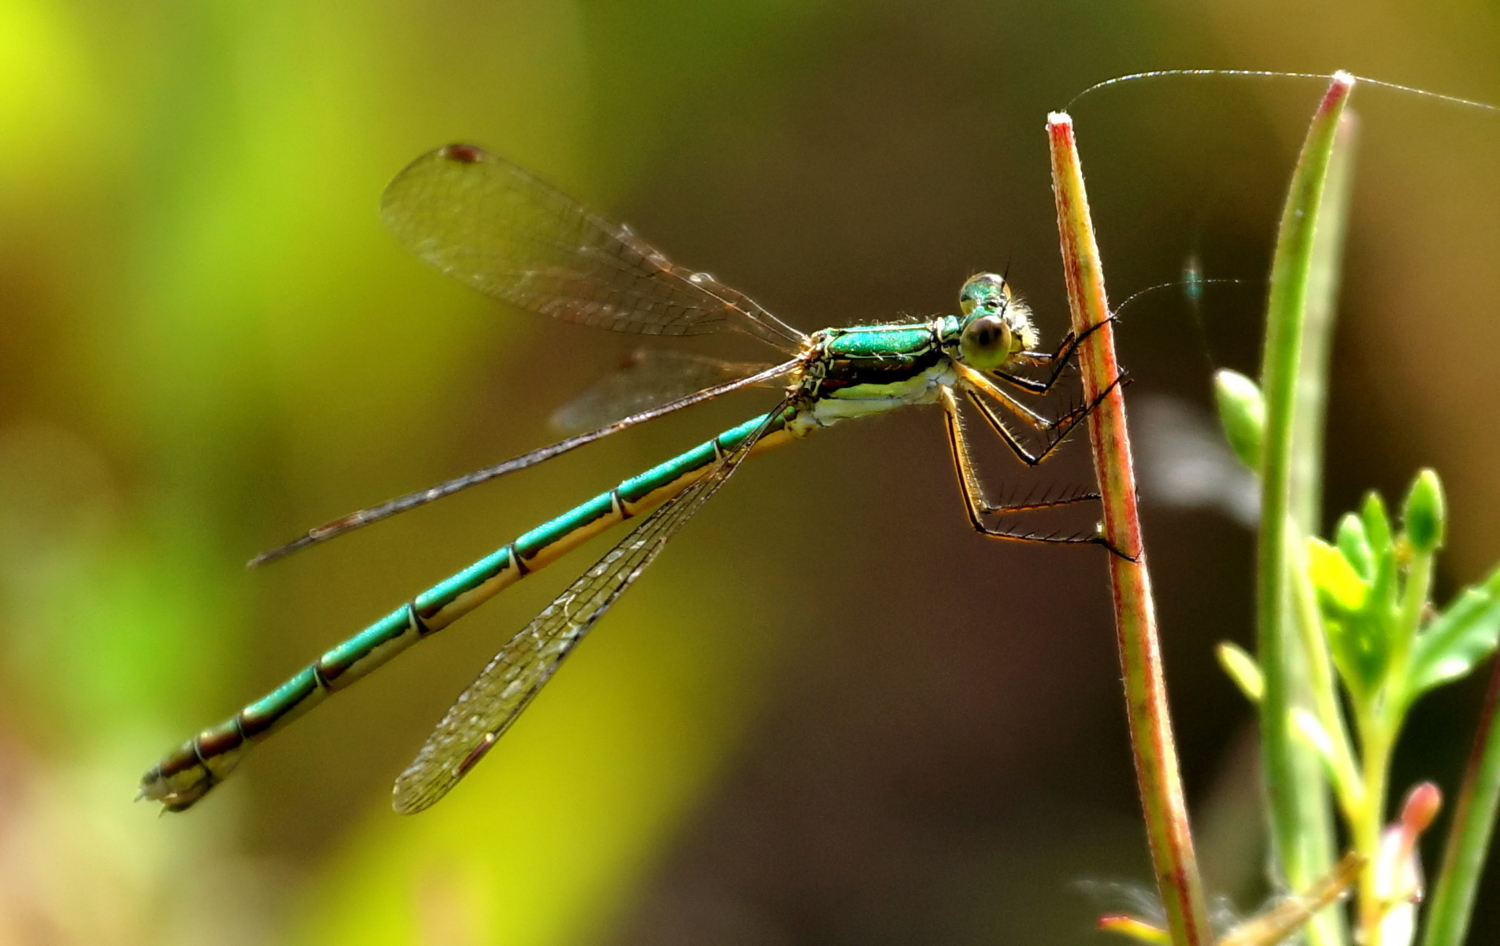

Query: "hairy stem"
(1047, 111), (1211, 946)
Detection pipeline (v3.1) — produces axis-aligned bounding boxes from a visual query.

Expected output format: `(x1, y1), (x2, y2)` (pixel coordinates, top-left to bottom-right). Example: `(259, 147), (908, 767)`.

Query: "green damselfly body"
(140, 143), (1113, 815)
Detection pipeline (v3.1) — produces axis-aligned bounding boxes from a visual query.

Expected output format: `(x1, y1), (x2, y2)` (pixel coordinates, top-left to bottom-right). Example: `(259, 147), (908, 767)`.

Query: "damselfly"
(140, 143), (1115, 815)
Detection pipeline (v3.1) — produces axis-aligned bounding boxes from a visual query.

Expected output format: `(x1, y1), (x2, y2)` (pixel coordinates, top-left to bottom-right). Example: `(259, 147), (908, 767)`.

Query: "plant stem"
(1254, 73), (1355, 946)
(1422, 654), (1500, 946)
(1289, 536), (1362, 818)
(1390, 547), (1436, 722)
(1355, 709), (1395, 944)
(1047, 111), (1211, 946)
(1350, 517), (1435, 943)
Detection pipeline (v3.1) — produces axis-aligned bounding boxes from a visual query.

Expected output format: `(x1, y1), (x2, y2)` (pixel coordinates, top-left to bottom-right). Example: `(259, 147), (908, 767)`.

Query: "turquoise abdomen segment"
(416, 546), (519, 613)
(514, 492), (617, 560)
(617, 443), (716, 504)
(717, 414), (768, 451)
(240, 667), (322, 736)
(618, 415), (764, 504)
(319, 605), (417, 680)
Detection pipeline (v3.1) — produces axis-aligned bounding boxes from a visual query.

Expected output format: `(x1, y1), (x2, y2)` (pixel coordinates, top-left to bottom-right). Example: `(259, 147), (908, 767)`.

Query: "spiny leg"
(950, 316), (1118, 467)
(999, 316), (1116, 394)
(937, 386), (1104, 548)
(954, 363), (1126, 468)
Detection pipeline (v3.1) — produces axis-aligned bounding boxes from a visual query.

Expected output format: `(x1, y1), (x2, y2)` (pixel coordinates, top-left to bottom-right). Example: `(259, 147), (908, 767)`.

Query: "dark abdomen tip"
(440, 144), (488, 164)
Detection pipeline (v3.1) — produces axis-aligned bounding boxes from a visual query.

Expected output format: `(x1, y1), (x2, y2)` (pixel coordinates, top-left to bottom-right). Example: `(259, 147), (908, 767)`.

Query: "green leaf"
(1409, 563), (1500, 697)
(1324, 616), (1385, 700)
(1360, 548), (1402, 683)
(1217, 641), (1264, 703)
(1362, 491), (1394, 562)
(1403, 469), (1446, 555)
(1336, 512), (1374, 580)
(1309, 535), (1397, 698)
(1214, 368), (1265, 471)
(1308, 536), (1368, 613)
(1251, 77), (1356, 946)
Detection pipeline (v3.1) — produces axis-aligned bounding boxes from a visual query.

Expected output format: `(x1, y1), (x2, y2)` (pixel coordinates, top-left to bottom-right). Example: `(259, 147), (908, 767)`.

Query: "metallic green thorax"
(789, 274), (1039, 431)
(789, 321), (957, 430)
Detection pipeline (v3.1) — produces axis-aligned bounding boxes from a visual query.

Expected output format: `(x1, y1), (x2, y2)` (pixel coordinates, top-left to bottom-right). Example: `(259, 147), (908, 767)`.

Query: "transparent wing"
(390, 401), (792, 814)
(249, 357), (799, 566)
(381, 145), (805, 352)
(551, 349), (775, 433)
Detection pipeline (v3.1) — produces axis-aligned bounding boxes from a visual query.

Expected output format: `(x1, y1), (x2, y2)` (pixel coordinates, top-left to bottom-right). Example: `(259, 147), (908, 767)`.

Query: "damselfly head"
(959, 272), (1010, 316)
(957, 273), (1037, 368)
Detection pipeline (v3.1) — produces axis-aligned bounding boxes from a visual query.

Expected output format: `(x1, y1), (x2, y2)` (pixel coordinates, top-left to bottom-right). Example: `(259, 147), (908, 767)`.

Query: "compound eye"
(961, 314), (1013, 370)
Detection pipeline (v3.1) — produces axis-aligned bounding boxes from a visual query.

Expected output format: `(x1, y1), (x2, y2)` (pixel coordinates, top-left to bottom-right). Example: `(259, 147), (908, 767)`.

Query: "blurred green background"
(3, 1), (1499, 943)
